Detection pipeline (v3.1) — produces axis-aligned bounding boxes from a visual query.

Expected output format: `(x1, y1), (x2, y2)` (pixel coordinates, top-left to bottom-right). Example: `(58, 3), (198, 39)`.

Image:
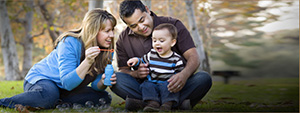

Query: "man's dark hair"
(154, 23), (178, 40)
(119, 0), (147, 23)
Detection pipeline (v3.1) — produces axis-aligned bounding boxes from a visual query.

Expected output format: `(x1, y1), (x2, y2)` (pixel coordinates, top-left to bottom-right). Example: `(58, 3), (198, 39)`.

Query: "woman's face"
(97, 20), (114, 48)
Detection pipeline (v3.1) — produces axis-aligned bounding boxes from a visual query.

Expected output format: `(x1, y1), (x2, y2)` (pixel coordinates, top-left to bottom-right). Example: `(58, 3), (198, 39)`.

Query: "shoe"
(125, 97), (145, 111)
(143, 100), (160, 112)
(160, 101), (173, 111)
(179, 99), (191, 110)
(15, 104), (42, 113)
(15, 104), (29, 113)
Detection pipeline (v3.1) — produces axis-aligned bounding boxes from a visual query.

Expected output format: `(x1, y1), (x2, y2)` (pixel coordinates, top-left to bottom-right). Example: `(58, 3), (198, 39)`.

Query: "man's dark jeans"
(111, 71), (212, 107)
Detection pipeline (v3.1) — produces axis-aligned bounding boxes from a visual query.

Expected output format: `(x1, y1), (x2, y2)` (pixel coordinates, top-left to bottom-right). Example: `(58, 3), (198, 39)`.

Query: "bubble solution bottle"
(104, 64), (114, 86)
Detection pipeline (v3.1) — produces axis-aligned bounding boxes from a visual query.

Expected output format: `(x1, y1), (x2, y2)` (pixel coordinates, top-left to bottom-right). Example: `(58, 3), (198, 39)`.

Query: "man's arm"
(167, 47), (199, 93)
(181, 47), (200, 79)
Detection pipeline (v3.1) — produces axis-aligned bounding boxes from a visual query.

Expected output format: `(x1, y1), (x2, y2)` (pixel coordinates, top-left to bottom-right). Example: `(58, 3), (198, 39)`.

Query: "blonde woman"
(0, 8), (117, 111)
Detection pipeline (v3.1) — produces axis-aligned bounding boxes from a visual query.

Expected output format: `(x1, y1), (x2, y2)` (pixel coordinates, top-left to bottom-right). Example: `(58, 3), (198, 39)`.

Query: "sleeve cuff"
(61, 70), (83, 91)
(91, 73), (106, 91)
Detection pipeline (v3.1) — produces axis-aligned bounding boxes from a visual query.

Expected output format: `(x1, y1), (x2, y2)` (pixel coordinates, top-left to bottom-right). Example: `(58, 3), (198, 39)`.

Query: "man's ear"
(171, 39), (177, 47)
(145, 6), (150, 14)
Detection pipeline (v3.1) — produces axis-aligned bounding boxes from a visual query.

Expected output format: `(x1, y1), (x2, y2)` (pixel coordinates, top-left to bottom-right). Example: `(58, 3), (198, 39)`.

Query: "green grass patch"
(0, 78), (298, 112)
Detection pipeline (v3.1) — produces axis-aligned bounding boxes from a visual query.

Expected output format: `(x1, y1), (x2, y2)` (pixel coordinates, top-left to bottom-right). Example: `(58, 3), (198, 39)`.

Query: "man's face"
(123, 8), (153, 37)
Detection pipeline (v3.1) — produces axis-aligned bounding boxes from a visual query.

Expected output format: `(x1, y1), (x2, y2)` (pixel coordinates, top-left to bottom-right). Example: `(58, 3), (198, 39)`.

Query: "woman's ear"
(171, 39), (176, 47)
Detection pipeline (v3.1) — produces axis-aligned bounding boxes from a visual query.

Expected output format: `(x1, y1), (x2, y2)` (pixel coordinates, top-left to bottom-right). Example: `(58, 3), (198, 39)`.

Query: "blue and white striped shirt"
(137, 49), (185, 81)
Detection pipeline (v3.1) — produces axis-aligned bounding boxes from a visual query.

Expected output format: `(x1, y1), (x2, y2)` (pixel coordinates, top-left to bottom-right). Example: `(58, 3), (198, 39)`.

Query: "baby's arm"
(127, 57), (140, 67)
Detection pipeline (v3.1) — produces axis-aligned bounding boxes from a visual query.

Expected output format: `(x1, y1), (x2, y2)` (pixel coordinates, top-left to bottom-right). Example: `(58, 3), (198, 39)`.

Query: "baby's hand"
(127, 58), (138, 67)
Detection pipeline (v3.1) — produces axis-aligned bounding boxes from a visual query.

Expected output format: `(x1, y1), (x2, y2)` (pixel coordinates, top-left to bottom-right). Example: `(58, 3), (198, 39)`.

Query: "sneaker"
(125, 97), (145, 111)
(15, 104), (29, 113)
(179, 99), (191, 110)
(160, 101), (173, 111)
(143, 100), (160, 112)
(15, 104), (42, 113)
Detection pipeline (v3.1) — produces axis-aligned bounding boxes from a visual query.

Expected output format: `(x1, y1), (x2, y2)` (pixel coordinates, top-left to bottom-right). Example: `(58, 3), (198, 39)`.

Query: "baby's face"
(152, 28), (176, 58)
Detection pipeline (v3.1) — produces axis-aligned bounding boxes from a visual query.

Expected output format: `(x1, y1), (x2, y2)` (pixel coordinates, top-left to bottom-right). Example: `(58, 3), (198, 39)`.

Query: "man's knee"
(193, 71), (212, 86)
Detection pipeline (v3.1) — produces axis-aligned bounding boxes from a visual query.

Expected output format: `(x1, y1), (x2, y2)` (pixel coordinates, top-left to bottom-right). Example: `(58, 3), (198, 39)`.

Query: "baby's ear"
(171, 39), (177, 47)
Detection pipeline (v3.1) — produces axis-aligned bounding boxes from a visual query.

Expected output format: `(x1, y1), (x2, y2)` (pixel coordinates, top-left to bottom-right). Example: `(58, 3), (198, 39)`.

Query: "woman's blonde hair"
(55, 8), (117, 76)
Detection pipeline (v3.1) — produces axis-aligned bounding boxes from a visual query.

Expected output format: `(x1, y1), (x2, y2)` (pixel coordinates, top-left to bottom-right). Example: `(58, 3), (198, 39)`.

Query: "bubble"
(61, 103), (72, 108)
(98, 98), (106, 105)
(55, 104), (62, 109)
(108, 93), (112, 100)
(72, 103), (83, 109)
(85, 101), (94, 108)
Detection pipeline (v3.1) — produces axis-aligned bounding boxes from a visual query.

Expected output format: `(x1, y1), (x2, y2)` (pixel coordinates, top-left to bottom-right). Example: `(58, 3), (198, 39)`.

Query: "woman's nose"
(109, 31), (114, 37)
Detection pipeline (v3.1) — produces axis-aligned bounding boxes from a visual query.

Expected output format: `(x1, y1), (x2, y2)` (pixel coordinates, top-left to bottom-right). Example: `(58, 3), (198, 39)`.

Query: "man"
(111, 0), (212, 111)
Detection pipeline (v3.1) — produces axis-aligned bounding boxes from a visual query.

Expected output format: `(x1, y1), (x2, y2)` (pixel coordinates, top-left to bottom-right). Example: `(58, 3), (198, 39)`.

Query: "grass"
(0, 78), (299, 112)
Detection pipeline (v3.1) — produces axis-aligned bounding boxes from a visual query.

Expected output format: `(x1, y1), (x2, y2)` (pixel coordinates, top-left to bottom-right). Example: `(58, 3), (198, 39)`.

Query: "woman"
(0, 8), (117, 111)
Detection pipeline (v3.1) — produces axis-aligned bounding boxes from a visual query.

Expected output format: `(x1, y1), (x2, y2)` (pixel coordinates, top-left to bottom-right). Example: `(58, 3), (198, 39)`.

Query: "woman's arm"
(76, 46), (100, 79)
(57, 37), (100, 91)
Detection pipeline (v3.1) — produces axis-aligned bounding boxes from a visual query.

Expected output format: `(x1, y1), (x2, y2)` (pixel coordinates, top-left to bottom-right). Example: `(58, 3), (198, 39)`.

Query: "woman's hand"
(76, 46), (100, 79)
(101, 73), (117, 88)
(85, 46), (100, 64)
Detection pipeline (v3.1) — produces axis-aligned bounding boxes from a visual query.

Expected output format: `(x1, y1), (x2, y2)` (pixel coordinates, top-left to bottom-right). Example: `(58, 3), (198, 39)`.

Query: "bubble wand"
(98, 48), (114, 53)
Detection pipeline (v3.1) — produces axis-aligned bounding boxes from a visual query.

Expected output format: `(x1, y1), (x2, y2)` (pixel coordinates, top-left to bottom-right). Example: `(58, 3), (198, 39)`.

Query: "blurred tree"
(89, 0), (103, 10)
(37, 0), (61, 45)
(0, 0), (87, 79)
(12, 0), (46, 77)
(142, 0), (151, 10)
(185, 0), (210, 73)
(14, 0), (36, 77)
(208, 0), (295, 68)
(0, 0), (22, 80)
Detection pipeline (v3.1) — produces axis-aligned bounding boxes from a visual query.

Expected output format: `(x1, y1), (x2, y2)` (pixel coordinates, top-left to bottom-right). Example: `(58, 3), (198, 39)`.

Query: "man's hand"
(167, 72), (188, 93)
(167, 48), (200, 93)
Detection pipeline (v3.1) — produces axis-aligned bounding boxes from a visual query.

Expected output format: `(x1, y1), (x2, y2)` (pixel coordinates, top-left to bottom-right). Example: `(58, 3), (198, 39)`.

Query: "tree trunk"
(167, 0), (174, 17)
(21, 0), (34, 77)
(0, 0), (22, 80)
(142, 0), (151, 10)
(89, 0), (103, 10)
(185, 0), (210, 73)
(38, 0), (60, 45)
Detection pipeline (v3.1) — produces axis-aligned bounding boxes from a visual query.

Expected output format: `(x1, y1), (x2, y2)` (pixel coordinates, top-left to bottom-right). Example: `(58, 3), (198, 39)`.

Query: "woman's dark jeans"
(0, 79), (111, 109)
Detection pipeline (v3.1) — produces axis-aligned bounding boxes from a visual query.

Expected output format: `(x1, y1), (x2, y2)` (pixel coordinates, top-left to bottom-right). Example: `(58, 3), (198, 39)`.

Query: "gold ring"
(177, 85), (181, 88)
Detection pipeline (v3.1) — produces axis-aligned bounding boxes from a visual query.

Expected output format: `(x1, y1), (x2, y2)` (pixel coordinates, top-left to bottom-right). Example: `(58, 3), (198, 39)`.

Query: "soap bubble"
(98, 98), (106, 105)
(85, 101), (94, 108)
(72, 103), (83, 109)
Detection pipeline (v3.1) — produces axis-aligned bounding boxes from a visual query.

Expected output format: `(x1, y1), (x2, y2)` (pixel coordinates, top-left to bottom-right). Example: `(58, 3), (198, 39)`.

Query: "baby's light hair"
(153, 23), (177, 39)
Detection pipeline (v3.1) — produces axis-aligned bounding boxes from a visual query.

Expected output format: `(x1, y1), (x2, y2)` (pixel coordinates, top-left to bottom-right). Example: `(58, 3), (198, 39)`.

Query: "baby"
(127, 23), (185, 111)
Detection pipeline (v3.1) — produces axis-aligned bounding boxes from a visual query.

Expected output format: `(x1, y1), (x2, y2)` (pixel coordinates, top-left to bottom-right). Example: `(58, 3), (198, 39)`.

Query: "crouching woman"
(0, 8), (117, 110)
